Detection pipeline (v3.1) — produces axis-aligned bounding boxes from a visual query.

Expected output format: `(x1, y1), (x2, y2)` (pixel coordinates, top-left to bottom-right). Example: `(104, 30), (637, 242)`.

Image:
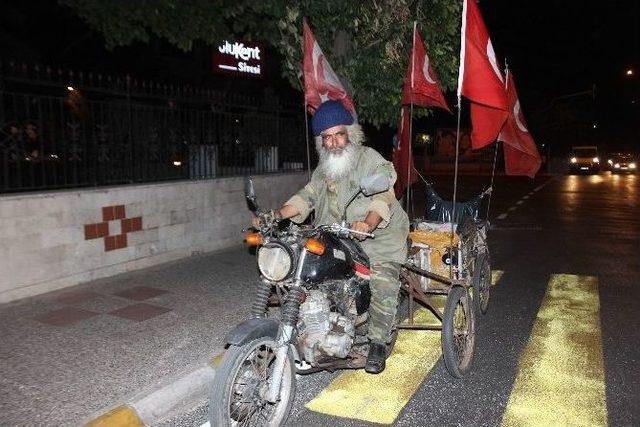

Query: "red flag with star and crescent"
(498, 72), (542, 177)
(458, 0), (508, 149)
(392, 105), (418, 198)
(401, 28), (450, 112)
(303, 19), (356, 116)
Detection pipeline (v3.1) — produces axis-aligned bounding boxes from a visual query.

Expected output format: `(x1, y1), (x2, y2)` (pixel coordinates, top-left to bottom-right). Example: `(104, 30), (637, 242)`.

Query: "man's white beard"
(318, 143), (357, 181)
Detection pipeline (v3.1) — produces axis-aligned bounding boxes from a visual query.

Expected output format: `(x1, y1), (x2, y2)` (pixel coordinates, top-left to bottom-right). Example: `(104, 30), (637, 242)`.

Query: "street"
(1, 172), (638, 426)
(158, 172), (639, 426)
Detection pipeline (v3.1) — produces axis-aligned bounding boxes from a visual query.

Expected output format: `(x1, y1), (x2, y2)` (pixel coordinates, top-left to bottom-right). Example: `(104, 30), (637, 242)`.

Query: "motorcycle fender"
(225, 318), (279, 346)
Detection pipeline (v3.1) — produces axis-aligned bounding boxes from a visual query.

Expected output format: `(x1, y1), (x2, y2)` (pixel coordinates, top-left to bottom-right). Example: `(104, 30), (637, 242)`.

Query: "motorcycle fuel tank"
(299, 233), (368, 284)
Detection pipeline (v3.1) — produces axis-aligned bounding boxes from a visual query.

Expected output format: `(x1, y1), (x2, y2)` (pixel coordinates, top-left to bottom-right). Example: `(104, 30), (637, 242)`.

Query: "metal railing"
(0, 61), (308, 193)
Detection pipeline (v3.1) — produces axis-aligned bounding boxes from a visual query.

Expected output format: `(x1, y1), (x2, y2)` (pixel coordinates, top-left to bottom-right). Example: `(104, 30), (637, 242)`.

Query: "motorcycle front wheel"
(209, 336), (296, 427)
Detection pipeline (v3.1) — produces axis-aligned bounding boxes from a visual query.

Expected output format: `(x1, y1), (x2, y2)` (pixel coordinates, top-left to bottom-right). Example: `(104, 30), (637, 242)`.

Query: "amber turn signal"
(305, 238), (325, 256)
(244, 232), (263, 247)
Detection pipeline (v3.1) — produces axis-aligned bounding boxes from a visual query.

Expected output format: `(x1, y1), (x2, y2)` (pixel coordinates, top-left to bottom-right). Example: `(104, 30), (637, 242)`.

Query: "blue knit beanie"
(311, 100), (354, 136)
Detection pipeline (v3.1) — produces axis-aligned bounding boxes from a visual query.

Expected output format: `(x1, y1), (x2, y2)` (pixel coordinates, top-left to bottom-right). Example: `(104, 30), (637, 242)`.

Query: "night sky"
(1, 0), (638, 152)
(485, 0), (639, 150)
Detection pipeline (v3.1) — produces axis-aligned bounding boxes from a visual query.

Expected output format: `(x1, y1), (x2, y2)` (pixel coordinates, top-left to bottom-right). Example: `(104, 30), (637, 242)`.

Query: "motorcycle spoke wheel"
(210, 337), (295, 427)
(472, 252), (491, 315)
(441, 286), (475, 378)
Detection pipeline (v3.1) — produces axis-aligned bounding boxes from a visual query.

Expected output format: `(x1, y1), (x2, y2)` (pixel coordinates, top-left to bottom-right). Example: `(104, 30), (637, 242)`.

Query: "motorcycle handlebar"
(324, 224), (375, 239)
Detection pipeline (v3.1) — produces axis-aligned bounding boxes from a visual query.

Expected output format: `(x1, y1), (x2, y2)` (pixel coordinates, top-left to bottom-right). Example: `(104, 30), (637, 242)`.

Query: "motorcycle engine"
(297, 289), (355, 365)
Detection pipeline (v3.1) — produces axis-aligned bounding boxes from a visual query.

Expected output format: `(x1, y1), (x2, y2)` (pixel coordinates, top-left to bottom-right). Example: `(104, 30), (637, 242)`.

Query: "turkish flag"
(458, 0), (508, 149)
(498, 72), (542, 178)
(392, 106), (418, 198)
(303, 19), (356, 116)
(401, 27), (450, 112)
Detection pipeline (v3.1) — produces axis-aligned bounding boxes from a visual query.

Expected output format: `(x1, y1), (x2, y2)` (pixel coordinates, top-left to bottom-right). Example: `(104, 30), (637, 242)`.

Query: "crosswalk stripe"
(305, 300), (445, 425)
(306, 269), (505, 424)
(501, 274), (607, 427)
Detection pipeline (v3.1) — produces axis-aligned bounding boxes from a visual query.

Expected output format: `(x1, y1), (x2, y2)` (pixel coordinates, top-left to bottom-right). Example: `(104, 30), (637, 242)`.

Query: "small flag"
(392, 106), (418, 198)
(401, 25), (450, 112)
(498, 72), (542, 177)
(303, 19), (356, 116)
(457, 0), (508, 149)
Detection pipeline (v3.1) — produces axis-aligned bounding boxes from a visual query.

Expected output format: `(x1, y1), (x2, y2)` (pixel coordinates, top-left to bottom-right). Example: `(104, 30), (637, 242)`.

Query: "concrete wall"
(0, 173), (307, 303)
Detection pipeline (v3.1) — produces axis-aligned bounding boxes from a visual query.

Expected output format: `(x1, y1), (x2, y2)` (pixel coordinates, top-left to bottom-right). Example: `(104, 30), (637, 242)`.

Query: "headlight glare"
(593, 157), (599, 163)
(630, 163), (636, 169)
(614, 163), (620, 168)
(570, 157), (577, 163)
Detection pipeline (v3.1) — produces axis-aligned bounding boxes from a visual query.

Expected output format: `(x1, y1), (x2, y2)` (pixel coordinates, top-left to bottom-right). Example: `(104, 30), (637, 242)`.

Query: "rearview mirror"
(244, 176), (259, 212)
(360, 173), (390, 196)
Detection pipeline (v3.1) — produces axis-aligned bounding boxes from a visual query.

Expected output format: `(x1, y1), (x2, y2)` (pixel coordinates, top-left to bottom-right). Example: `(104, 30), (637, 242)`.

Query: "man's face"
(320, 125), (349, 155)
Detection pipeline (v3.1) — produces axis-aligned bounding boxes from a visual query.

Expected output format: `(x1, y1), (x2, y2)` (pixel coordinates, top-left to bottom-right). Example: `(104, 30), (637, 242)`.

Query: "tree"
(61, 0), (461, 126)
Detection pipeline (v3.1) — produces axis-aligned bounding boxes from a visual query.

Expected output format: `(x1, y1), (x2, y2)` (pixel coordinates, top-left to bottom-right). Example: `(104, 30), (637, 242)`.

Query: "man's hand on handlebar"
(251, 209), (282, 229)
(350, 221), (373, 241)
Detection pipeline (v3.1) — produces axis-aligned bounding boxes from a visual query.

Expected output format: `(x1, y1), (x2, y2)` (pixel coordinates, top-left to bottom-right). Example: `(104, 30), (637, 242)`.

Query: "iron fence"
(0, 61), (308, 193)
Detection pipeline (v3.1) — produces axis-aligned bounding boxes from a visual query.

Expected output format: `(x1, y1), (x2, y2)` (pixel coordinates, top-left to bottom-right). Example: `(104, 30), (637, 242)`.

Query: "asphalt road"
(163, 172), (640, 427)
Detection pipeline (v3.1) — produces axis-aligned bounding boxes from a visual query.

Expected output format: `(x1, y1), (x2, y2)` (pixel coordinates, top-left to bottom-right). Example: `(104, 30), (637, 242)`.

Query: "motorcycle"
(209, 173), (399, 426)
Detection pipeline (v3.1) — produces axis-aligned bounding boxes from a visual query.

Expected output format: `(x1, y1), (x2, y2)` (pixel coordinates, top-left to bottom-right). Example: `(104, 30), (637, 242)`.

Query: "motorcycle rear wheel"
(209, 337), (295, 427)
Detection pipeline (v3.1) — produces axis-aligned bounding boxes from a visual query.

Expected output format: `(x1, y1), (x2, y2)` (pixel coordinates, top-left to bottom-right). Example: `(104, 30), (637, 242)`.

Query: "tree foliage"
(61, 0), (461, 126)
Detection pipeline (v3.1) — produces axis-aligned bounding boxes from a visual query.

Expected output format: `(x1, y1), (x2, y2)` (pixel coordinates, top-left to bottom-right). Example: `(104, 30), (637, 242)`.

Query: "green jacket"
(286, 145), (409, 264)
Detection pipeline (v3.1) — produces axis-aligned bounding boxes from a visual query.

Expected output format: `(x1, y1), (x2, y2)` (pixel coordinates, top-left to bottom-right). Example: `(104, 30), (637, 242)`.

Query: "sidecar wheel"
(209, 336), (296, 427)
(441, 286), (475, 378)
(472, 252), (491, 315)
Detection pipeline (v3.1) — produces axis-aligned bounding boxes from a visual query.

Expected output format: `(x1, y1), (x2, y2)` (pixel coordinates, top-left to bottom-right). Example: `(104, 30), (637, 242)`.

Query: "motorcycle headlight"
(570, 157), (577, 163)
(257, 242), (294, 282)
(630, 163), (636, 169)
(593, 157), (600, 163)
(614, 163), (620, 168)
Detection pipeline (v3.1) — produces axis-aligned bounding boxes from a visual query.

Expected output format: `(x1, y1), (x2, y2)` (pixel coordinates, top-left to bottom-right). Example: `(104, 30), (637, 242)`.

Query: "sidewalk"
(0, 245), (259, 426)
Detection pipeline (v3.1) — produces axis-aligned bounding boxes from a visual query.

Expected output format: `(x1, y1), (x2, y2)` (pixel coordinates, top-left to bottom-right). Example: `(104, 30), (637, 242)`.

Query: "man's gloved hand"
(350, 221), (373, 241)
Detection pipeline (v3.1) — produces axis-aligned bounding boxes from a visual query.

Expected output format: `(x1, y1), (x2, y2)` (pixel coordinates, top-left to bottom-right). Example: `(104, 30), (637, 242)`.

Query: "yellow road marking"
(492, 269), (505, 286)
(210, 352), (225, 367)
(306, 298), (445, 425)
(502, 274), (607, 427)
(85, 405), (144, 427)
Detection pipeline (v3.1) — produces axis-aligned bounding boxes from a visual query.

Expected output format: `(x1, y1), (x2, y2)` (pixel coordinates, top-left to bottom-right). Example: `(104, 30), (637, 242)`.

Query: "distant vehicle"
(607, 153), (637, 174)
(569, 145), (600, 174)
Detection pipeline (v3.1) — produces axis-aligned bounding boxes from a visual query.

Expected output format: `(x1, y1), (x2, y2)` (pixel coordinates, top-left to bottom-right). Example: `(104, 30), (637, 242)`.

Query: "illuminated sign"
(212, 40), (264, 77)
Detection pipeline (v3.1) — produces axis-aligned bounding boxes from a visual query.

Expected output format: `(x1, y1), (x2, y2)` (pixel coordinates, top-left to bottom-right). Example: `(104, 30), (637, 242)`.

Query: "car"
(607, 153), (637, 174)
(569, 145), (600, 174)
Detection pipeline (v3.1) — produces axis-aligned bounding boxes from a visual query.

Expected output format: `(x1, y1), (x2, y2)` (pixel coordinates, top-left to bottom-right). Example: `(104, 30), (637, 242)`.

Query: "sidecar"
(398, 184), (492, 378)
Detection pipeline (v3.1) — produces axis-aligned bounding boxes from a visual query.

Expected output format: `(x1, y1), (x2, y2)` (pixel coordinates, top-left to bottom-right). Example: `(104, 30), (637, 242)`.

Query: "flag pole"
(300, 19), (312, 181)
(449, 0), (467, 278)
(303, 97), (312, 181)
(485, 59), (508, 220)
(406, 21), (417, 216)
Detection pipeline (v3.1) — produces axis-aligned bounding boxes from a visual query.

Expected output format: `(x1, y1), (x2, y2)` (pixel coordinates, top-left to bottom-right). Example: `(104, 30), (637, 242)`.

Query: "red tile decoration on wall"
(102, 206), (115, 222)
(85, 204), (143, 252)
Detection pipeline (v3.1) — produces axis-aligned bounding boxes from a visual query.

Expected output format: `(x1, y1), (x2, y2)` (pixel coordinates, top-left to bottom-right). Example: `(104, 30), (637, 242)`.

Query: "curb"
(85, 354), (224, 426)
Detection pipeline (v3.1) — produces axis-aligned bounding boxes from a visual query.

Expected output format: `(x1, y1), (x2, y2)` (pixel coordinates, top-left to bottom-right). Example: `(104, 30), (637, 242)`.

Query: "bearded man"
(255, 100), (409, 373)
